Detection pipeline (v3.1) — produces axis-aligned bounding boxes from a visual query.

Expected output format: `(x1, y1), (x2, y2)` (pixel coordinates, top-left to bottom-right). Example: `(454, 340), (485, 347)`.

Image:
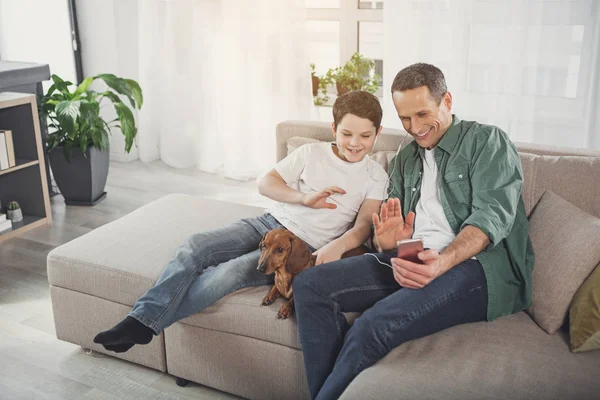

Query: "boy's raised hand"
(302, 186), (346, 209)
(372, 198), (415, 251)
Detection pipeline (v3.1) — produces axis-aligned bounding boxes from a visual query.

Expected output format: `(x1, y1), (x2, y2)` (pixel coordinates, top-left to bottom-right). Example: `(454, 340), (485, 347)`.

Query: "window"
(306, 0), (384, 99)
(358, 21), (383, 83)
(359, 1), (384, 10)
(306, 20), (340, 76)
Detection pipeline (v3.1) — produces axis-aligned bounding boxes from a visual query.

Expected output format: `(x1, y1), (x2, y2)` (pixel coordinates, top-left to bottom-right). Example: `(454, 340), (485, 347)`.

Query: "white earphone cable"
(378, 133), (410, 200)
(365, 253), (393, 268)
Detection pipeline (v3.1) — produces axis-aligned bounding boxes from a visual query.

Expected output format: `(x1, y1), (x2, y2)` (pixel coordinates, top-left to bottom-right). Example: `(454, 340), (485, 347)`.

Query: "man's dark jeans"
(293, 252), (488, 400)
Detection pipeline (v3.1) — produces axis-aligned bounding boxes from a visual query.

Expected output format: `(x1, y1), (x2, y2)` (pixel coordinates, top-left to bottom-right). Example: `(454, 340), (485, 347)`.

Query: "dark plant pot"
(336, 81), (350, 95)
(311, 74), (320, 96)
(49, 145), (109, 206)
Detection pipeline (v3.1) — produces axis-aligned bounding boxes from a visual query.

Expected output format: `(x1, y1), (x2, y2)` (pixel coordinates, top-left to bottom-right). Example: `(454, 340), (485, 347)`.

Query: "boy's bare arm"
(258, 169), (306, 204)
(332, 199), (383, 253)
(259, 169), (346, 208)
(313, 199), (382, 265)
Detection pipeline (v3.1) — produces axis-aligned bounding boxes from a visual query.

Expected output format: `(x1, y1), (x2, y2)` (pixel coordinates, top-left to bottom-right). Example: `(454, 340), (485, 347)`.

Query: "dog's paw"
(261, 297), (274, 306)
(277, 304), (294, 319)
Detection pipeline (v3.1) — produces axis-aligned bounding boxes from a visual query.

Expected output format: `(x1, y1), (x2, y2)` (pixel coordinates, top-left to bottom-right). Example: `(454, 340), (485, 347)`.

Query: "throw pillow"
(369, 150), (398, 172)
(526, 190), (600, 334)
(569, 264), (600, 352)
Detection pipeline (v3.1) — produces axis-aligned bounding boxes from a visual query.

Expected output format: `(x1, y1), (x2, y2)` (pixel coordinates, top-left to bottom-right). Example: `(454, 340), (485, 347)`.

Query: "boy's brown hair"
(332, 91), (382, 131)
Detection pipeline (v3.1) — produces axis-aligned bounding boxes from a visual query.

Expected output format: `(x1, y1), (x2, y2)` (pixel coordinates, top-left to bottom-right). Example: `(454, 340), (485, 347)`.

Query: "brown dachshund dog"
(257, 228), (367, 319)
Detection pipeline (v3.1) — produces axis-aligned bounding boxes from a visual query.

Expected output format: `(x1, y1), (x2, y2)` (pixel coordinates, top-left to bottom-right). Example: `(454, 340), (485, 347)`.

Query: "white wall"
(0, 0), (77, 87)
(0, 0), (142, 161)
(75, 0), (140, 162)
(382, 0), (600, 149)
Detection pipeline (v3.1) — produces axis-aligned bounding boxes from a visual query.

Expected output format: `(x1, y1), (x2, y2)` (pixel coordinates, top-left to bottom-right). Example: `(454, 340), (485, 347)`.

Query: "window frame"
(306, 0), (383, 68)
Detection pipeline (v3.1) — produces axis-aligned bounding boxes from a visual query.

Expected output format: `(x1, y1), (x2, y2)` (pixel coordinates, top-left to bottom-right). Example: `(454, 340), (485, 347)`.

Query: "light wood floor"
(0, 160), (274, 400)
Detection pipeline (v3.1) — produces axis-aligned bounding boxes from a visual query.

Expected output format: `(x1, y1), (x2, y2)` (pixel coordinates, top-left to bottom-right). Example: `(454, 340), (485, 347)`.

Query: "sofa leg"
(175, 377), (190, 387)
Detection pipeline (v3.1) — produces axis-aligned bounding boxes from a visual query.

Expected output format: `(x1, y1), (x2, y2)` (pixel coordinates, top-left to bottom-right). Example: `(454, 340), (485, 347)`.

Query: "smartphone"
(397, 239), (424, 264)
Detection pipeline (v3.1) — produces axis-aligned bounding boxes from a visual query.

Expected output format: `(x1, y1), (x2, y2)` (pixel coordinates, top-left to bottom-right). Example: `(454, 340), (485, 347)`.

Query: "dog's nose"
(257, 263), (265, 274)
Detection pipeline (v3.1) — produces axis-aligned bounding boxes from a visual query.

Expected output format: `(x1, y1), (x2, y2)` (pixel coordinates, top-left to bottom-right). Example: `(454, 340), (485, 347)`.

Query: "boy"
(94, 91), (389, 352)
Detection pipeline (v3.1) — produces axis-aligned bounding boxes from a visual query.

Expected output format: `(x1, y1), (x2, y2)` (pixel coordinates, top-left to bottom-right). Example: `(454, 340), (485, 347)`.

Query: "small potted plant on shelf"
(40, 73), (143, 206)
(327, 52), (381, 96)
(311, 63), (319, 97)
(6, 201), (22, 223)
(311, 66), (334, 106)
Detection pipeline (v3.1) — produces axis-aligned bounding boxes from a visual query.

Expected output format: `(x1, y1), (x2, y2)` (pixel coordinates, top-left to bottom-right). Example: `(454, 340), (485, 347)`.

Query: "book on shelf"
(0, 129), (16, 170)
(0, 218), (12, 233)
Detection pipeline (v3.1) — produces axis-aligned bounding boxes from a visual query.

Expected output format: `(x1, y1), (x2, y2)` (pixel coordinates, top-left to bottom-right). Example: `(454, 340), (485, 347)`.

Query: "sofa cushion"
(518, 152), (537, 216)
(47, 194), (264, 306)
(369, 150), (397, 172)
(570, 264), (600, 352)
(526, 190), (600, 334)
(528, 154), (600, 219)
(178, 285), (361, 350)
(339, 312), (600, 400)
(286, 136), (320, 155)
(179, 286), (302, 349)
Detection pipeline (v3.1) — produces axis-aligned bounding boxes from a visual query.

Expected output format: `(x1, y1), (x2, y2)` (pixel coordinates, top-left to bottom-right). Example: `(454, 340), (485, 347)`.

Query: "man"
(292, 63), (535, 400)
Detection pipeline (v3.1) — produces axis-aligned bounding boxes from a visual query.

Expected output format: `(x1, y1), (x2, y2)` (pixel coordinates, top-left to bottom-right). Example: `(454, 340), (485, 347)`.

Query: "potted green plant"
(312, 68), (334, 106)
(327, 52), (381, 96)
(40, 74), (143, 206)
(6, 201), (22, 223)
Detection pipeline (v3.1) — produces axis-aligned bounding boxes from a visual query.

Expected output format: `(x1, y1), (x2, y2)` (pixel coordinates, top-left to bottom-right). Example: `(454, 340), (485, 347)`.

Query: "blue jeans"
(129, 213), (288, 334)
(293, 252), (488, 400)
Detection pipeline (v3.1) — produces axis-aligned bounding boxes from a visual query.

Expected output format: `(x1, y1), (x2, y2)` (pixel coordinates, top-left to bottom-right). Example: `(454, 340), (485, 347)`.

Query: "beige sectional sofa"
(47, 121), (600, 400)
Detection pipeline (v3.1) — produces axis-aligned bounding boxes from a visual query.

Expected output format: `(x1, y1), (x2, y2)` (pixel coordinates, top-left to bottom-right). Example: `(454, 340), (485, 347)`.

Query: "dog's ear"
(286, 237), (312, 275)
(259, 231), (273, 251)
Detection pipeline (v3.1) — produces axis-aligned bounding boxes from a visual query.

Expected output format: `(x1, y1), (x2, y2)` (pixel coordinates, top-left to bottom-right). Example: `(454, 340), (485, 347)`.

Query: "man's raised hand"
(372, 198), (415, 251)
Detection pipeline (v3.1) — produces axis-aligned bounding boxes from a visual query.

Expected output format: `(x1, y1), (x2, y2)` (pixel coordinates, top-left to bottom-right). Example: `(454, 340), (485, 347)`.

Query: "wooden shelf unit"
(0, 92), (52, 243)
(0, 158), (39, 177)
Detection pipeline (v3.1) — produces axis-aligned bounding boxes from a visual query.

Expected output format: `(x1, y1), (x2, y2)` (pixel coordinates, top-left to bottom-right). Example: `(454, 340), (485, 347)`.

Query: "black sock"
(93, 316), (154, 346)
(103, 343), (135, 353)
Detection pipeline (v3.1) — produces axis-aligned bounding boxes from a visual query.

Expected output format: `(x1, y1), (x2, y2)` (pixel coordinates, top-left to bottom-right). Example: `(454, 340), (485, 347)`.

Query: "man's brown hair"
(332, 91), (382, 130)
(391, 63), (447, 104)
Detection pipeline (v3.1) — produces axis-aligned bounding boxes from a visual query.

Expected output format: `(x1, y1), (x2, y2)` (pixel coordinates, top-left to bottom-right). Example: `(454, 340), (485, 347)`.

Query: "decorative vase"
(7, 208), (23, 222)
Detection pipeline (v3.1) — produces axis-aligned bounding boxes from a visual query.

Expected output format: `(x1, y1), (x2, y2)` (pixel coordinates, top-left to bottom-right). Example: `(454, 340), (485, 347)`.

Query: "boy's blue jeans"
(293, 251), (488, 400)
(128, 213), (290, 334)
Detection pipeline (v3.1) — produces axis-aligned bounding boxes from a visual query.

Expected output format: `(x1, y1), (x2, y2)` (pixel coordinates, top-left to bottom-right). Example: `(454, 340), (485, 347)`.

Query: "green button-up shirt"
(388, 115), (535, 321)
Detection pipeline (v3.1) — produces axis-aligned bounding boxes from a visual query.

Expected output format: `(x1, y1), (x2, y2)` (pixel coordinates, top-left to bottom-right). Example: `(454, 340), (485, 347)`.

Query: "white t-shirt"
(413, 148), (457, 251)
(267, 142), (389, 249)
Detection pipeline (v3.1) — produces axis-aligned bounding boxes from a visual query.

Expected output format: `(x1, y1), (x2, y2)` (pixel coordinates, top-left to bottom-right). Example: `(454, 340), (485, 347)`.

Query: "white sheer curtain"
(137, 0), (311, 179)
(382, 0), (600, 150)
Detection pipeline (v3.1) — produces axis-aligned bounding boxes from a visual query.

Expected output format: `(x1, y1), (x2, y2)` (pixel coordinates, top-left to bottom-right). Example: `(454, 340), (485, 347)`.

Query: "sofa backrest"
(276, 121), (600, 219)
